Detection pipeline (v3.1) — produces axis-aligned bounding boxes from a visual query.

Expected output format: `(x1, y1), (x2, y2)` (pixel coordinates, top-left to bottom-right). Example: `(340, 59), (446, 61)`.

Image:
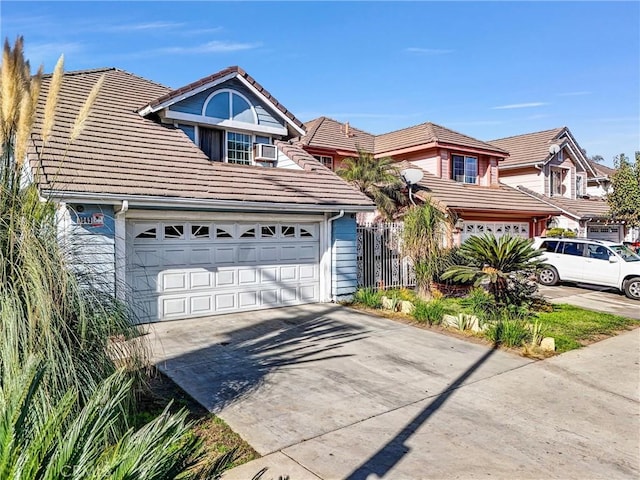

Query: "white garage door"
(461, 222), (530, 243)
(587, 225), (622, 242)
(128, 221), (320, 322)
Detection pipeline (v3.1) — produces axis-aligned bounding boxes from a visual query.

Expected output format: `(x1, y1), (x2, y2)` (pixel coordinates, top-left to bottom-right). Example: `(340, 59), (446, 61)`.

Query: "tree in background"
(336, 149), (406, 219)
(607, 152), (640, 227)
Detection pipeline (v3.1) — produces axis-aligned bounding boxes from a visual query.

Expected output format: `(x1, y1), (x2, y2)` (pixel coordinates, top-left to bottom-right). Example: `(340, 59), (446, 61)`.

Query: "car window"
(587, 244), (611, 261)
(610, 245), (640, 262)
(540, 240), (559, 252)
(559, 241), (585, 257)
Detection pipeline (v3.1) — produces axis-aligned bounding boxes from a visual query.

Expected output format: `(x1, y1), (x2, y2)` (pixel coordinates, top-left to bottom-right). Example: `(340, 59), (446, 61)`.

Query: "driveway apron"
(147, 304), (640, 480)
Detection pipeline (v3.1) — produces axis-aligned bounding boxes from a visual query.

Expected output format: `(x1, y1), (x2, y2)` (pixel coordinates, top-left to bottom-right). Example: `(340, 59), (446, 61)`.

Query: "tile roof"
(27, 68), (373, 209)
(300, 117), (375, 152)
(517, 187), (612, 220)
(393, 162), (560, 215)
(489, 127), (566, 168)
(375, 122), (509, 156)
(299, 117), (508, 157)
(139, 65), (305, 133)
(588, 160), (615, 178)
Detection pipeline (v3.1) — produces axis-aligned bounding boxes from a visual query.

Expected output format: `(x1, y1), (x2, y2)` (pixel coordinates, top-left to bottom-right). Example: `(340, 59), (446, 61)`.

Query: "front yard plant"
(0, 37), (236, 478)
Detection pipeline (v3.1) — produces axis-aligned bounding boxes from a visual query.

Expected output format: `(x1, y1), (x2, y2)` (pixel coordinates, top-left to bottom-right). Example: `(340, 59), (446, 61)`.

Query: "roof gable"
(300, 117), (508, 158)
(27, 68), (372, 210)
(490, 127), (596, 177)
(138, 66), (305, 136)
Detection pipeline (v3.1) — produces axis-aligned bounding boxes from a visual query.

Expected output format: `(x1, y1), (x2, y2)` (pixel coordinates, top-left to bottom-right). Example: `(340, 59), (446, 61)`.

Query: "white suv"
(532, 237), (640, 300)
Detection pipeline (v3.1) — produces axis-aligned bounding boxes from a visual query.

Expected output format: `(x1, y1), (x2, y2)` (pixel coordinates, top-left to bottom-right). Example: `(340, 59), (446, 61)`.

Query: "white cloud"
(405, 47), (453, 55)
(557, 91), (592, 97)
(105, 21), (185, 32)
(159, 41), (261, 54)
(492, 102), (548, 110)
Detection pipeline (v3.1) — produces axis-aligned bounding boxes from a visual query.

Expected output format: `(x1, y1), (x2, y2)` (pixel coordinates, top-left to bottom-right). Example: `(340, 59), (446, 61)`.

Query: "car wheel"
(624, 277), (640, 300)
(538, 266), (559, 286)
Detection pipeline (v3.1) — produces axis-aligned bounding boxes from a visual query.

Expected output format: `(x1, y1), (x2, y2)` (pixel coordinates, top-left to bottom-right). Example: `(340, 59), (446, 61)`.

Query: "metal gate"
(356, 222), (415, 289)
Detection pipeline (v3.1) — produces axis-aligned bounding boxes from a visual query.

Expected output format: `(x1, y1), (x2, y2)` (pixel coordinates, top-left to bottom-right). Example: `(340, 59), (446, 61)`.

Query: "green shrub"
(354, 288), (382, 309)
(461, 288), (495, 324)
(413, 299), (448, 325)
(545, 227), (576, 238)
(485, 317), (530, 348)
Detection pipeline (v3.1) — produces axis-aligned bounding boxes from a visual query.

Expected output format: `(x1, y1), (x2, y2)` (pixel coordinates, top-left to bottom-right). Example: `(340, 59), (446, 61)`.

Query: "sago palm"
(441, 234), (543, 304)
(336, 149), (405, 219)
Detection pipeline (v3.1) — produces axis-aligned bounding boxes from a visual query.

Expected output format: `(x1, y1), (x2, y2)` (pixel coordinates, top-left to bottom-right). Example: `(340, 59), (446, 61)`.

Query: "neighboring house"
(490, 127), (626, 242)
(586, 160), (615, 197)
(298, 117), (559, 244)
(28, 67), (374, 323)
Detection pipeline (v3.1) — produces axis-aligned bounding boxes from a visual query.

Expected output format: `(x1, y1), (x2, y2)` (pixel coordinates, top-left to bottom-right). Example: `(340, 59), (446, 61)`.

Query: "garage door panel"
(214, 247), (236, 264)
(191, 270), (214, 289)
(281, 287), (297, 303)
(189, 248), (211, 265)
(238, 269), (258, 285)
(281, 266), (297, 281)
(163, 297), (187, 317)
(129, 220), (321, 321)
(215, 293), (236, 310)
(260, 267), (278, 283)
(191, 296), (213, 315)
(259, 246), (278, 262)
(237, 246), (257, 263)
(164, 249), (188, 266)
(300, 285), (318, 301)
(261, 289), (278, 305)
(162, 272), (187, 291)
(300, 265), (317, 281)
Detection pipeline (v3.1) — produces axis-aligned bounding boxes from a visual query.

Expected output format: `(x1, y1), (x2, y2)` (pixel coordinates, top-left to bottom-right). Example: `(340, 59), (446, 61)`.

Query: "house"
(28, 67), (374, 323)
(297, 117), (560, 244)
(489, 127), (627, 242)
(586, 160), (615, 197)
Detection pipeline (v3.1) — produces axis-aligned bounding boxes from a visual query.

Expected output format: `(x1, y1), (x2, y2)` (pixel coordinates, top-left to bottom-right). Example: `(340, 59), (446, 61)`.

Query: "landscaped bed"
(349, 287), (639, 356)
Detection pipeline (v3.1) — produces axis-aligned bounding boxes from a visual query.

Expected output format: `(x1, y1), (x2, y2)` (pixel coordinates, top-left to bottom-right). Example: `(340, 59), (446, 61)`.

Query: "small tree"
(402, 200), (451, 299)
(441, 234), (544, 305)
(607, 152), (640, 227)
(336, 149), (405, 219)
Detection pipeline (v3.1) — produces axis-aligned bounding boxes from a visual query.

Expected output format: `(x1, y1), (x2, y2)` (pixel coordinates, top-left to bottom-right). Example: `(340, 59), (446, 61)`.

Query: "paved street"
(148, 304), (640, 480)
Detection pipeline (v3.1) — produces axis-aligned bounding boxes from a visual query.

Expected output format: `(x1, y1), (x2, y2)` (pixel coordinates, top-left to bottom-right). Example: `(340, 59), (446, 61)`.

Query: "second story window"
(227, 132), (252, 165)
(199, 128), (252, 165)
(576, 174), (585, 196)
(452, 155), (477, 184)
(313, 155), (334, 169)
(550, 168), (564, 196)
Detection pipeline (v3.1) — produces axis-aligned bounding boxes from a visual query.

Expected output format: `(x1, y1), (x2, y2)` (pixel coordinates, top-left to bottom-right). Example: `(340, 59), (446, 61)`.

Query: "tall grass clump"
(412, 299), (449, 326)
(0, 36), (232, 477)
(353, 287), (382, 309)
(0, 35), (142, 406)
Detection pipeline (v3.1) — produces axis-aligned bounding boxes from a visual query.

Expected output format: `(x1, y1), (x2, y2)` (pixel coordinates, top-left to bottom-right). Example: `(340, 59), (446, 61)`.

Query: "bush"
(353, 288), (382, 309)
(486, 318), (530, 347)
(545, 227), (576, 238)
(461, 288), (495, 325)
(413, 298), (448, 325)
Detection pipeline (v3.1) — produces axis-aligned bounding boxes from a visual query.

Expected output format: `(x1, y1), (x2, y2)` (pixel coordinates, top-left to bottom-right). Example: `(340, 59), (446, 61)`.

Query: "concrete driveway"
(538, 283), (640, 319)
(148, 304), (639, 479)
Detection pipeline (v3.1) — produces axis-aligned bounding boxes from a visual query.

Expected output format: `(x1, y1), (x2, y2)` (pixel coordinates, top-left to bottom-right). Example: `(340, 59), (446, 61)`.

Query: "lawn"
(533, 304), (640, 353)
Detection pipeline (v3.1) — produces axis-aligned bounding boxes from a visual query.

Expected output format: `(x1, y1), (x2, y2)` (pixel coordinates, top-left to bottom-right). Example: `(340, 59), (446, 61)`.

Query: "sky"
(2, 1), (639, 166)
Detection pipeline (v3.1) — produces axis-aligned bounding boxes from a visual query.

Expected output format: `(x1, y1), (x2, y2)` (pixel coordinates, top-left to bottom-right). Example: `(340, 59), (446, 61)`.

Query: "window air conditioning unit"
(254, 143), (277, 162)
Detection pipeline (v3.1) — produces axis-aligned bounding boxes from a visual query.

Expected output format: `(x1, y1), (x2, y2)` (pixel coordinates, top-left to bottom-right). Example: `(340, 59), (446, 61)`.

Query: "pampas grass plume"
(70, 73), (103, 142)
(41, 54), (63, 144)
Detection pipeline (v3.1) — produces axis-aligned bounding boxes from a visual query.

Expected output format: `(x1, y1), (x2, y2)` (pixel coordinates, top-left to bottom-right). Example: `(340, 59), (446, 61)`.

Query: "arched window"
(202, 89), (257, 124)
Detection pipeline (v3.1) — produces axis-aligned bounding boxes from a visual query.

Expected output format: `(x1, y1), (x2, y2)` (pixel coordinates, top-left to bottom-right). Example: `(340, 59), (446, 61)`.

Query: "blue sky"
(2, 1), (639, 165)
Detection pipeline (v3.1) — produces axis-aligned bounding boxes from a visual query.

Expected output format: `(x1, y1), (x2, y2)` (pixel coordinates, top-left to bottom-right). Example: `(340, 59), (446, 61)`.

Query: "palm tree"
(441, 234), (544, 304)
(401, 201), (451, 299)
(336, 149), (405, 219)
